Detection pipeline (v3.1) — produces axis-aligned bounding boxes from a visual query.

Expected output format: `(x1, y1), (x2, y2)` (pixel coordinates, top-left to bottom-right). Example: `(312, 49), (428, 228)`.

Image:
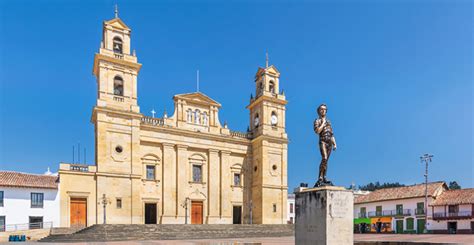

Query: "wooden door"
(70, 198), (87, 228)
(191, 201), (203, 224)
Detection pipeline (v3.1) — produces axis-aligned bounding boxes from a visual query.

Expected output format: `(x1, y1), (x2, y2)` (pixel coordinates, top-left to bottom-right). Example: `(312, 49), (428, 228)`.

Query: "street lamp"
(180, 197), (190, 224)
(420, 153), (433, 233)
(98, 194), (111, 224)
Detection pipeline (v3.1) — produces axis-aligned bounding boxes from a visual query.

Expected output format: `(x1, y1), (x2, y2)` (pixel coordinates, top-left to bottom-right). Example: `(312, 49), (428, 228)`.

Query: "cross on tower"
(151, 109), (156, 118)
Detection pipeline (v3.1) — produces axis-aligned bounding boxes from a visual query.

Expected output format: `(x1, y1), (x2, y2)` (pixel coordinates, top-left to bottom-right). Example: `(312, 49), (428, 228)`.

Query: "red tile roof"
(355, 181), (447, 204)
(0, 171), (58, 189)
(431, 188), (474, 206)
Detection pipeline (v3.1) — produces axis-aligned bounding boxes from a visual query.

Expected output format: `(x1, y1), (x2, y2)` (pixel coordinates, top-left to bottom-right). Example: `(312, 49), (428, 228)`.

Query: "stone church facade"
(58, 15), (288, 226)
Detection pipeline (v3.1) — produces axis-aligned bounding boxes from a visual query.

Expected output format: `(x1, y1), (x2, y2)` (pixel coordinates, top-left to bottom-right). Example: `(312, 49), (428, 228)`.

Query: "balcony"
(415, 208), (425, 215)
(368, 209), (411, 217)
(358, 213), (367, 218)
(433, 211), (473, 220)
(395, 209), (411, 216)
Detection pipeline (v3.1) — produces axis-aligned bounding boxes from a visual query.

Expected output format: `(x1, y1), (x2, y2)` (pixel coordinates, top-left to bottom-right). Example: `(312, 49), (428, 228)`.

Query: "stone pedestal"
(295, 186), (353, 245)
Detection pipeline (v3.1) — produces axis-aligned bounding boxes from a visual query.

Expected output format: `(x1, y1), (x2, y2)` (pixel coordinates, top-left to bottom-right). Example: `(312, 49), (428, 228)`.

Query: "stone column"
(161, 143), (177, 223)
(176, 144), (188, 221)
(220, 150), (231, 222)
(207, 149), (220, 223)
(295, 186), (354, 245)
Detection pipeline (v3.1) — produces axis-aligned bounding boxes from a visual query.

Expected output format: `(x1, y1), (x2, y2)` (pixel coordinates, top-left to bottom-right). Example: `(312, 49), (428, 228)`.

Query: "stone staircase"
(38, 224), (295, 242)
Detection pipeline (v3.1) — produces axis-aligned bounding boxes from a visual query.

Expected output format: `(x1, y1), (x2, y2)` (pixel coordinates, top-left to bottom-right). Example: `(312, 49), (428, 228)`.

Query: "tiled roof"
(355, 181), (446, 204)
(431, 189), (474, 206)
(0, 171), (58, 189)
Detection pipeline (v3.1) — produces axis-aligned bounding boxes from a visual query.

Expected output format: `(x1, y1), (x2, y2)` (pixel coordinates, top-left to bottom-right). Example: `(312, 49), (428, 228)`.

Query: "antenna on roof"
(72, 145), (75, 163)
(196, 70), (200, 92)
(114, 4), (119, 18)
(78, 142), (81, 163)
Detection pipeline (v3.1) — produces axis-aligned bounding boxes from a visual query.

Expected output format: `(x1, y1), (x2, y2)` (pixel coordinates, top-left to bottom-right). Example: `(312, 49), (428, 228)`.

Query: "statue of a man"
(313, 104), (337, 187)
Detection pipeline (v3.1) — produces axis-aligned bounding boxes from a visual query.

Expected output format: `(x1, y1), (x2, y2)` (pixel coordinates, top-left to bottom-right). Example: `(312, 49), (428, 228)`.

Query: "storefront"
(370, 217), (393, 233)
(354, 218), (371, 233)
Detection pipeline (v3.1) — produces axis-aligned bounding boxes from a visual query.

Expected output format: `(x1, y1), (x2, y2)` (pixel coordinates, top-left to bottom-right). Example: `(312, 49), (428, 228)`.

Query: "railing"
(114, 53), (124, 59)
(433, 211), (473, 220)
(230, 130), (252, 139)
(70, 164), (89, 172)
(113, 96), (125, 102)
(141, 116), (164, 126)
(368, 210), (402, 217)
(396, 209), (411, 216)
(358, 213), (367, 218)
(0, 222), (53, 232)
(415, 208), (425, 215)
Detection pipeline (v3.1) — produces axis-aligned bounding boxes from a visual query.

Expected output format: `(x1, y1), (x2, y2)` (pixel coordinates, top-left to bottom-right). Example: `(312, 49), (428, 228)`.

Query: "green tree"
(448, 181), (461, 189)
(359, 182), (405, 191)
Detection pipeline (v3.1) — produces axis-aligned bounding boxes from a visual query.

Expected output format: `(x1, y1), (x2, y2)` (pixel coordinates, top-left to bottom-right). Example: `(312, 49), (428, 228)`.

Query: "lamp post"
(180, 197), (190, 224)
(99, 194), (111, 224)
(420, 153), (433, 233)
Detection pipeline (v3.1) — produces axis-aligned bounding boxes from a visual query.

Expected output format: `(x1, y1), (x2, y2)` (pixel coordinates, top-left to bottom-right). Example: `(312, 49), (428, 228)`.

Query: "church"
(58, 13), (288, 226)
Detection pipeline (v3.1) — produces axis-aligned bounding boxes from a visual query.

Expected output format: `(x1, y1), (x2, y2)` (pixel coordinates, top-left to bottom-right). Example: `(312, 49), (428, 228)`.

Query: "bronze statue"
(313, 104), (337, 187)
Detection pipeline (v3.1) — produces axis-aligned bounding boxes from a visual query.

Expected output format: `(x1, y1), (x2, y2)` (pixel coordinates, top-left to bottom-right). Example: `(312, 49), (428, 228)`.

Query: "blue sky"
(0, 0), (472, 189)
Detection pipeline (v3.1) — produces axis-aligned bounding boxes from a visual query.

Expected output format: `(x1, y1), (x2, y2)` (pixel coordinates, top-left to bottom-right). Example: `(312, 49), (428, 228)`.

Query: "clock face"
(271, 114), (278, 125)
(254, 116), (259, 126)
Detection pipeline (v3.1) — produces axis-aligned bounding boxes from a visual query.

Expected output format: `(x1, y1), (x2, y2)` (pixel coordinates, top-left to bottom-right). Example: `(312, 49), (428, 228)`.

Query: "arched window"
(269, 80), (275, 94)
(195, 110), (201, 124)
(257, 82), (264, 96)
(113, 37), (123, 54)
(187, 109), (193, 123)
(254, 113), (260, 128)
(113, 76), (124, 96)
(203, 112), (208, 125)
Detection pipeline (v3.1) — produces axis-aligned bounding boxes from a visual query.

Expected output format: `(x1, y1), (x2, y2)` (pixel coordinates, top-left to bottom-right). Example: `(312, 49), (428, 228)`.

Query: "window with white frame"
(195, 110), (201, 124)
(187, 109), (193, 123)
(203, 112), (208, 125)
(0, 191), (3, 207)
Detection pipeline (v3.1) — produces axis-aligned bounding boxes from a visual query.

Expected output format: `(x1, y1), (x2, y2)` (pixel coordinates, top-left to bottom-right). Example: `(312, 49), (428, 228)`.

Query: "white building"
(0, 171), (60, 231)
(430, 188), (474, 234)
(287, 194), (295, 224)
(354, 182), (447, 234)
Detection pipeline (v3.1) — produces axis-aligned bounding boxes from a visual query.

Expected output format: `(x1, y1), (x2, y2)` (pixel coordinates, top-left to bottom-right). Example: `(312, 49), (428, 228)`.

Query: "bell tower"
(91, 11), (144, 224)
(247, 61), (288, 224)
(92, 12), (142, 113)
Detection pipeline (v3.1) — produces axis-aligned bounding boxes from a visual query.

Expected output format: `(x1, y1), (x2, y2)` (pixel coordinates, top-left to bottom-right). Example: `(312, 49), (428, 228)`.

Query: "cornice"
(140, 124), (251, 146)
(246, 95), (287, 110)
(93, 53), (142, 77)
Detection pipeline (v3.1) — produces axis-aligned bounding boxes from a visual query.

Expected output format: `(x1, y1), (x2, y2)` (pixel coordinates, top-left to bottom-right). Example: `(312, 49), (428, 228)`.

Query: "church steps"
(38, 224), (294, 242)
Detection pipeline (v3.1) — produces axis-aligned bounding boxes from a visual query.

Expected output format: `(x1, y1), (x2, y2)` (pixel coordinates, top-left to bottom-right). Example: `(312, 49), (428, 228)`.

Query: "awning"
(354, 218), (371, 224)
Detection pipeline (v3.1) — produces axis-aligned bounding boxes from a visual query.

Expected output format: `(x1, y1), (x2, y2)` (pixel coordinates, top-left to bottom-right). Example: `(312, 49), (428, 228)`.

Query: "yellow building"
(59, 14), (288, 227)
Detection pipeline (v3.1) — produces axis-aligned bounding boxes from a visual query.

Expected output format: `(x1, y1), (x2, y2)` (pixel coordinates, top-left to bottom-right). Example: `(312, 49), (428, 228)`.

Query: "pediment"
(104, 18), (131, 31)
(255, 65), (280, 80)
(174, 92), (221, 107)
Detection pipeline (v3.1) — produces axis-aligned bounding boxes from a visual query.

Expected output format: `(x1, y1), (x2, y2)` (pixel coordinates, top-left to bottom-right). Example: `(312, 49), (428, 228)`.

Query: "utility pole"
(420, 153), (433, 233)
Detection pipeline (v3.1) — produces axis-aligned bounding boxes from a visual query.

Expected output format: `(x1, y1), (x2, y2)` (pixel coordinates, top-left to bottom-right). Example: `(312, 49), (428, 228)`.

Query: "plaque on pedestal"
(295, 186), (354, 245)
